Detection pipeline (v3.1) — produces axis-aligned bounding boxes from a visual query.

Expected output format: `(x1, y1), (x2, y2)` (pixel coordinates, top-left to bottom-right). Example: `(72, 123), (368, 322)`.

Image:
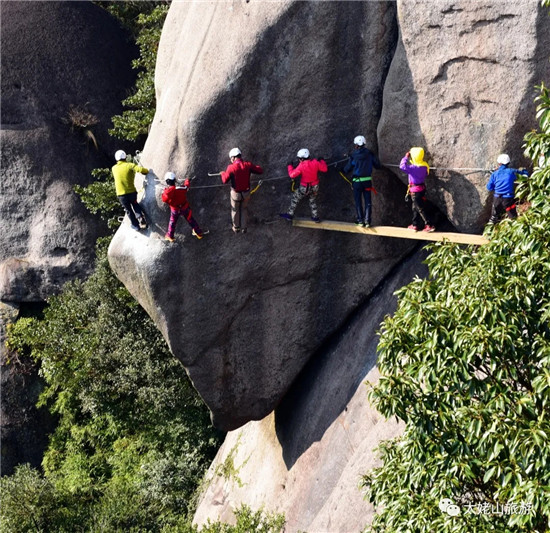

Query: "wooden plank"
(292, 218), (489, 246)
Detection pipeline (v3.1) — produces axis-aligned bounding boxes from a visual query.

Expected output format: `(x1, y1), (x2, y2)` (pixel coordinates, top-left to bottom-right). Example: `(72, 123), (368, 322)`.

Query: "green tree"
(162, 505), (286, 533)
(4, 241), (222, 531)
(74, 167), (121, 230)
(108, 4), (169, 141)
(361, 84), (550, 532)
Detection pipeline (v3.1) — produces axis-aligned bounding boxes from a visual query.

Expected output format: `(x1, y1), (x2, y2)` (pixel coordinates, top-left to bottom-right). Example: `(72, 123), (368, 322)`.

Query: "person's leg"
(182, 206), (202, 235)
(289, 185), (306, 216)
(118, 193), (139, 228)
(230, 189), (242, 231)
(128, 192), (144, 218)
(166, 208), (180, 239)
(240, 191), (251, 231)
(503, 198), (517, 219)
(353, 182), (364, 222)
(308, 185), (319, 219)
(489, 197), (504, 224)
(412, 192), (431, 227)
(363, 188), (372, 225)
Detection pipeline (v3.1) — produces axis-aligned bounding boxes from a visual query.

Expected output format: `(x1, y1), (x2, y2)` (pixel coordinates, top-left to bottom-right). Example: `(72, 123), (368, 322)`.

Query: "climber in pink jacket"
(280, 148), (328, 223)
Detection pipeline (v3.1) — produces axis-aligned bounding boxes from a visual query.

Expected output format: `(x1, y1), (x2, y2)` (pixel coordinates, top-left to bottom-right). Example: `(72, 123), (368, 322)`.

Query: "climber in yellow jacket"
(112, 150), (149, 231)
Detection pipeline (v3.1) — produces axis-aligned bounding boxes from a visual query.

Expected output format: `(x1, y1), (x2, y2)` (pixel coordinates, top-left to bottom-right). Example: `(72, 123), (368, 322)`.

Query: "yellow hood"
(410, 147), (430, 174)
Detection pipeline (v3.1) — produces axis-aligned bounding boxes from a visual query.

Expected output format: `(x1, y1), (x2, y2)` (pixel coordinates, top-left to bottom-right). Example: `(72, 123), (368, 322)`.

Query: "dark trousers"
(411, 191), (432, 227)
(118, 192), (144, 227)
(353, 181), (372, 223)
(490, 196), (517, 223)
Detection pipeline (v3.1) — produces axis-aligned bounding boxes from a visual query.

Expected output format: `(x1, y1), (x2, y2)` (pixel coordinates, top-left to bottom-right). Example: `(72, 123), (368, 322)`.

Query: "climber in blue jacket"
(486, 153), (528, 224)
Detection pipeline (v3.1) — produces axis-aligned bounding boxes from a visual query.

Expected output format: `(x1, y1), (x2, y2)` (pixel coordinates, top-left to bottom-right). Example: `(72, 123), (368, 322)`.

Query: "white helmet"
(497, 153), (511, 165)
(297, 148), (310, 159)
(229, 147), (241, 158)
(354, 135), (366, 146)
(115, 150), (127, 161)
(164, 171), (176, 183)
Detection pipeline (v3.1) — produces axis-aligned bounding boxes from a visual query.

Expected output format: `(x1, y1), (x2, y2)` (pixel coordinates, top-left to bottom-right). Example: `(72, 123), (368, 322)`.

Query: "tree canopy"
(362, 83), (550, 532)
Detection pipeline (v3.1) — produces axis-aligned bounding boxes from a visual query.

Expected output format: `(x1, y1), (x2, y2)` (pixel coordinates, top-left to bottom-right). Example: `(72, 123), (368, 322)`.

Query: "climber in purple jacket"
(399, 147), (435, 232)
(486, 153), (529, 224)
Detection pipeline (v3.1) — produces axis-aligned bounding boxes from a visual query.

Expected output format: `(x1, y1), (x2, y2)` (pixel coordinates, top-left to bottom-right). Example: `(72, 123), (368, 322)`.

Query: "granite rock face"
(378, 0), (550, 231)
(192, 250), (427, 532)
(109, 0), (548, 432)
(0, 0), (137, 303)
(108, 0), (410, 432)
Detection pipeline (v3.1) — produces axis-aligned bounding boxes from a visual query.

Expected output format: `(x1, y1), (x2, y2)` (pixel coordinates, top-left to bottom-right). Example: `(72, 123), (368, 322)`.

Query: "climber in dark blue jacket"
(344, 136), (381, 227)
(486, 153), (529, 224)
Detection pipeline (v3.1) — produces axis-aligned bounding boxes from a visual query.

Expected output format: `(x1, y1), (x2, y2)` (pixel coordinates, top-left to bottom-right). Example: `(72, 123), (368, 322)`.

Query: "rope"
(140, 156), (491, 193)
(383, 162), (491, 174)
(191, 157), (350, 191)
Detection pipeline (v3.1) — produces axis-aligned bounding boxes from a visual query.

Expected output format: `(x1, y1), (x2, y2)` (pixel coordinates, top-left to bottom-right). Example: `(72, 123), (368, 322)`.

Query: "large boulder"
(0, 0), (137, 302)
(378, 0), (550, 231)
(193, 250), (427, 531)
(108, 0), (412, 431)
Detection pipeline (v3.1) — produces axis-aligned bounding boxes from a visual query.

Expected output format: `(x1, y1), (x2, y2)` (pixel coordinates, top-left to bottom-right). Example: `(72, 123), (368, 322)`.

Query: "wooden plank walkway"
(292, 218), (489, 246)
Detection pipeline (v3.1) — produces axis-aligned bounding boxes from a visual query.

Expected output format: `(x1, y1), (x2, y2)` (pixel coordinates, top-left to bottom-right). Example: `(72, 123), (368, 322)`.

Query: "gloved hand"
(287, 161), (295, 168)
(184, 179), (190, 188)
(405, 152), (410, 159)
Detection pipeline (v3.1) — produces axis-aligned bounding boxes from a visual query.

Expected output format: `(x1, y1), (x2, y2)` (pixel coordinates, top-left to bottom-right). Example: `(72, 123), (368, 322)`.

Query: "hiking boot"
(138, 216), (148, 229)
(408, 225), (419, 231)
(355, 219), (363, 225)
(240, 228), (247, 234)
(279, 213), (293, 221)
(232, 226), (240, 233)
(192, 229), (203, 240)
(311, 216), (321, 223)
(165, 235), (175, 242)
(423, 225), (436, 233)
(364, 222), (371, 228)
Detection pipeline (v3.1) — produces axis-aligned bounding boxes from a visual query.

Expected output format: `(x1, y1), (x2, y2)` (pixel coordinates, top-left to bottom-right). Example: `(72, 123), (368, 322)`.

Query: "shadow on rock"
(275, 247), (428, 469)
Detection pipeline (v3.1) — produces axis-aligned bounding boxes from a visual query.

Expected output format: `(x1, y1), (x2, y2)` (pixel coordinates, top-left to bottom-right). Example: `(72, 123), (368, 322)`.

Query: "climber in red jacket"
(162, 172), (205, 241)
(280, 148), (328, 222)
(220, 147), (263, 234)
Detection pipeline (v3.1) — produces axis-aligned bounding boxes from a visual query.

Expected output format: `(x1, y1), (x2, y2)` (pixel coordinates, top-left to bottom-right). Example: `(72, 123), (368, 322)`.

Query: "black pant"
(118, 192), (144, 227)
(353, 181), (372, 223)
(490, 196), (517, 223)
(411, 191), (432, 227)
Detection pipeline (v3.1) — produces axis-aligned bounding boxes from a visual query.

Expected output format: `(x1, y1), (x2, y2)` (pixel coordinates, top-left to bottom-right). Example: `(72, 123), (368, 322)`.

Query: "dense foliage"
(74, 167), (121, 230)
(3, 241), (222, 532)
(361, 84), (550, 532)
(105, 2), (169, 141)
